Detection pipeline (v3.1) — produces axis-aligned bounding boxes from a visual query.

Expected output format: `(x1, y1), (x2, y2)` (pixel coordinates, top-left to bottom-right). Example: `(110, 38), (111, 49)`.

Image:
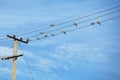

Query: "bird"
(36, 37), (40, 40)
(73, 22), (78, 27)
(51, 33), (55, 36)
(50, 24), (55, 27)
(62, 30), (66, 35)
(91, 22), (95, 25)
(96, 21), (101, 25)
(0, 57), (4, 60)
(44, 35), (48, 38)
(26, 38), (31, 42)
(40, 32), (44, 34)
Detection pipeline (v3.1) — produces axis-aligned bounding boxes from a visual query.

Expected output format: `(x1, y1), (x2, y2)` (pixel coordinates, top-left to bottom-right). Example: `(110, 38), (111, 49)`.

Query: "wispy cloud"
(46, 42), (112, 70)
(0, 67), (11, 73)
(0, 46), (13, 57)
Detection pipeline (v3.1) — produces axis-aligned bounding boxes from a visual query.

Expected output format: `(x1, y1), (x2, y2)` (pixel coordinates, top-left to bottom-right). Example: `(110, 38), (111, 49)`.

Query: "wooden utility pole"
(12, 40), (18, 80)
(7, 35), (29, 80)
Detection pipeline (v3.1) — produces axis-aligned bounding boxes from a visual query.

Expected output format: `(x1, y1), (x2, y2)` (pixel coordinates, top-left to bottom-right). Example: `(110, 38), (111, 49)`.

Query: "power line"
(0, 5), (120, 45)
(15, 5), (120, 37)
(0, 5), (120, 42)
(0, 0), (118, 40)
(25, 9), (120, 39)
(30, 15), (120, 41)
(19, 43), (35, 80)
(0, 10), (120, 45)
(55, 5), (120, 26)
(53, 16), (120, 38)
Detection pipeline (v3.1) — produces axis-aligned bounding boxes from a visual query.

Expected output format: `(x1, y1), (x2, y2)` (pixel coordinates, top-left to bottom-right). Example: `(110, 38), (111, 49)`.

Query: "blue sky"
(0, 0), (120, 80)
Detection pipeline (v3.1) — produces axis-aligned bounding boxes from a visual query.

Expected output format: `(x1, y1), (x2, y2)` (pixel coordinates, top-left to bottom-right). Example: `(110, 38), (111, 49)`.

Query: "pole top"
(7, 35), (29, 44)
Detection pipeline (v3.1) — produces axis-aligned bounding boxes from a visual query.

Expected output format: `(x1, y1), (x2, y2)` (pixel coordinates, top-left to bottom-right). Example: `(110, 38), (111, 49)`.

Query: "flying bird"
(62, 30), (66, 35)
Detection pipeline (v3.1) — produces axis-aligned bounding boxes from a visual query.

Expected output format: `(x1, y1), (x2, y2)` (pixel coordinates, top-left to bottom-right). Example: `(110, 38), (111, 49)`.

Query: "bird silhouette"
(36, 37), (40, 40)
(73, 22), (78, 27)
(96, 21), (101, 25)
(62, 30), (66, 35)
(51, 33), (55, 36)
(50, 24), (55, 27)
(40, 32), (44, 34)
(26, 38), (31, 42)
(91, 22), (95, 25)
(45, 35), (48, 38)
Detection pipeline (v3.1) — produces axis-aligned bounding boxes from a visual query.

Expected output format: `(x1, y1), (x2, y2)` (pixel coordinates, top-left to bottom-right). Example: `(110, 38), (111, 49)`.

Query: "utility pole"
(7, 35), (29, 80)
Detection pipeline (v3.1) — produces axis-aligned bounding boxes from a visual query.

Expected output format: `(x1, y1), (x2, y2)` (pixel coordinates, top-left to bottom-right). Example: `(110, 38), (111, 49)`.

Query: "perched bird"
(40, 32), (44, 34)
(50, 24), (55, 27)
(44, 35), (48, 38)
(73, 22), (78, 27)
(91, 22), (95, 25)
(36, 37), (40, 40)
(20, 38), (23, 41)
(62, 30), (66, 35)
(96, 21), (101, 25)
(51, 33), (55, 36)
(26, 38), (31, 42)
(0, 57), (4, 60)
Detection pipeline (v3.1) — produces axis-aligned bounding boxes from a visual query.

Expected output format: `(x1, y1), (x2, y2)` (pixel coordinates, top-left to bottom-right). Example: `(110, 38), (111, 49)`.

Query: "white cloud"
(0, 46), (56, 75)
(47, 43), (111, 69)
(36, 57), (58, 72)
(0, 67), (11, 73)
(0, 42), (111, 71)
(0, 42), (112, 79)
(0, 46), (13, 57)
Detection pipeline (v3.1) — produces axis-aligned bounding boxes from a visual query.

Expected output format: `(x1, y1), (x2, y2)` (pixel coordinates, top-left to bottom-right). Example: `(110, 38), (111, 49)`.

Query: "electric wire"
(0, 2), (120, 42)
(0, 10), (120, 44)
(19, 43), (35, 80)
(0, 5), (120, 41)
(30, 15), (120, 41)
(0, 5), (120, 44)
(26, 9), (120, 38)
(15, 5), (120, 37)
(0, 0), (119, 40)
(55, 5), (120, 26)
